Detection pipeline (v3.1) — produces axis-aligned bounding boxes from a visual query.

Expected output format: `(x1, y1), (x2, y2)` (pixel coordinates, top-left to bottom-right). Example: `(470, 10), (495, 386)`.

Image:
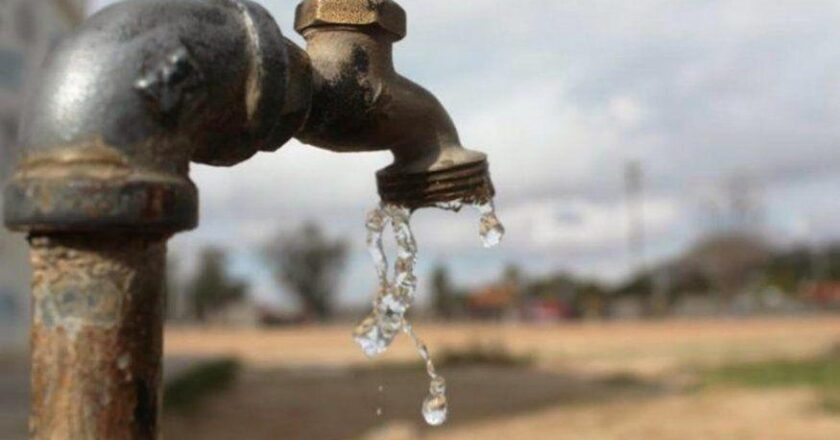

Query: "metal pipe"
(29, 235), (166, 439)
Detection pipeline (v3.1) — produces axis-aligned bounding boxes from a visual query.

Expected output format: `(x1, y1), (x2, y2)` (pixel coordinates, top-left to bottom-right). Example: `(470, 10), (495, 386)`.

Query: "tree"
(502, 264), (523, 287)
(263, 223), (348, 321)
(166, 254), (197, 322)
(683, 232), (772, 308)
(431, 265), (455, 320)
(187, 248), (248, 322)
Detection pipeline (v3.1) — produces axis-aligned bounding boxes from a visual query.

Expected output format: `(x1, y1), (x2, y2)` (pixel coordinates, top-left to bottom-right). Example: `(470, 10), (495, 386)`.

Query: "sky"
(86, 0), (840, 310)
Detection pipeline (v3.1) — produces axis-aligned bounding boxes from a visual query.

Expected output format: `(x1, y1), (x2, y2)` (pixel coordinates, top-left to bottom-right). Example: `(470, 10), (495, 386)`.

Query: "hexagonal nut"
(295, 0), (407, 40)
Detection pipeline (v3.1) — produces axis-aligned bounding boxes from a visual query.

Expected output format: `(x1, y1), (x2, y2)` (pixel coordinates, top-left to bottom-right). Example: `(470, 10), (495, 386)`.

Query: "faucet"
(293, 0), (495, 208)
(2, 0), (496, 438)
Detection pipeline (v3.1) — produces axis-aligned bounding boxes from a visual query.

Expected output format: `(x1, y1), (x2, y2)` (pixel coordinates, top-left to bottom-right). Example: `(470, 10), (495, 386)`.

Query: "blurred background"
(2, 0), (840, 439)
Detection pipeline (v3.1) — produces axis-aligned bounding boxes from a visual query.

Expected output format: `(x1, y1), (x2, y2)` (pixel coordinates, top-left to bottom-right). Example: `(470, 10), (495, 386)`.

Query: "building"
(466, 282), (521, 320)
(0, 0), (86, 346)
(800, 282), (840, 309)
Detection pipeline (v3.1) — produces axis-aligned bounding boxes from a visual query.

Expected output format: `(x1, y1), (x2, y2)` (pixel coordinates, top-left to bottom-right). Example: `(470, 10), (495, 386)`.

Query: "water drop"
(422, 393), (448, 426)
(476, 202), (505, 248)
(353, 313), (389, 358)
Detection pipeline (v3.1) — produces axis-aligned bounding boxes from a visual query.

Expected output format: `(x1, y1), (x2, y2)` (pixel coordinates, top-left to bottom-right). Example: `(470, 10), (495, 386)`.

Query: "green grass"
(703, 350), (840, 415)
(600, 372), (648, 388)
(703, 356), (840, 389)
(437, 342), (535, 369)
(357, 342), (535, 374)
(164, 358), (241, 413)
(821, 391), (840, 414)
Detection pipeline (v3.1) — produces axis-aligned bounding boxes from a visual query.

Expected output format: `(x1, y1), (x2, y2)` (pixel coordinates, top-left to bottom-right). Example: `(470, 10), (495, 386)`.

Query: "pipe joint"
(4, 0), (303, 235)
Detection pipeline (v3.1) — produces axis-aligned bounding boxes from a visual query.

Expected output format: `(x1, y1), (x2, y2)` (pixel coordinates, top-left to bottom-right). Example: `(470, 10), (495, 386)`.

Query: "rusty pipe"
(3, 1), (303, 438)
(293, 0), (496, 209)
(29, 235), (166, 439)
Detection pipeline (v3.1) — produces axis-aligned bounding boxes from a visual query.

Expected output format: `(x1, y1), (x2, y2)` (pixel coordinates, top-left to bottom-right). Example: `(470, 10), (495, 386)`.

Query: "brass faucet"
(293, 0), (495, 208)
(2, 0), (496, 438)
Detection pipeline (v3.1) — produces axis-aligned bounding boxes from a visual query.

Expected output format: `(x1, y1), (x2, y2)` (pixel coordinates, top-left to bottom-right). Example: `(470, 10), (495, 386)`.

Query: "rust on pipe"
(29, 235), (165, 439)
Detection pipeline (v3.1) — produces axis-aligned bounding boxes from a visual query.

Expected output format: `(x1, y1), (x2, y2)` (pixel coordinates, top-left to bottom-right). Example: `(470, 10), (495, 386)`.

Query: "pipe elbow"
(5, 0), (299, 234)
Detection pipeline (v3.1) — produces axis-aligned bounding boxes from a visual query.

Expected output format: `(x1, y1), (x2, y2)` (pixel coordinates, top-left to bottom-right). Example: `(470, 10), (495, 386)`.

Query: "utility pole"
(625, 161), (646, 275)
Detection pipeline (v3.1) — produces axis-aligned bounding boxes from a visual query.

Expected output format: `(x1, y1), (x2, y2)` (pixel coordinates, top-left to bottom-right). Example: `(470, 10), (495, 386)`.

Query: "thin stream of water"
(354, 199), (505, 426)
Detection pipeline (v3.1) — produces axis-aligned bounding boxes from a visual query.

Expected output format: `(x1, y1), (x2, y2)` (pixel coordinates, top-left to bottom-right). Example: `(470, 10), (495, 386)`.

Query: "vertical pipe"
(28, 235), (166, 440)
(5, 2), (300, 438)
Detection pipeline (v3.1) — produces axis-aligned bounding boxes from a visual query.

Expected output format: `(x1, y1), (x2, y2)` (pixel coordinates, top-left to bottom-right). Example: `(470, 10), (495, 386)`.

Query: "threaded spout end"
(376, 160), (495, 210)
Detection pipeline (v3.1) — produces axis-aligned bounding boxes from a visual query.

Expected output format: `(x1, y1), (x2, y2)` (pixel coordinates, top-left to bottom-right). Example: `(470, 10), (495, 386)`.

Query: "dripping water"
(354, 199), (504, 426)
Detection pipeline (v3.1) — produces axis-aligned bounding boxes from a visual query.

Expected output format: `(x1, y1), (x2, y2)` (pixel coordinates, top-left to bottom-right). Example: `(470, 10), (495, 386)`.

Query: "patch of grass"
(822, 391), (840, 414)
(356, 342), (534, 374)
(438, 342), (534, 369)
(703, 349), (840, 416)
(164, 358), (240, 413)
(600, 373), (648, 388)
(703, 356), (840, 390)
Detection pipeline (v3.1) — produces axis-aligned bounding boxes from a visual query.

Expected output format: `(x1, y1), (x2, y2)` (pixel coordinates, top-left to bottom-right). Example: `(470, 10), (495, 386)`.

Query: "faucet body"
(294, 0), (495, 207)
(2, 0), (496, 438)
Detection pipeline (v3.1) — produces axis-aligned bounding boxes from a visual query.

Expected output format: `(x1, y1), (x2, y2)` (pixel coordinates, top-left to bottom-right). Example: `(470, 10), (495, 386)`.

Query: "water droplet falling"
(435, 199), (506, 248)
(422, 393), (448, 426)
(406, 322), (449, 426)
(355, 198), (504, 425)
(477, 201), (505, 248)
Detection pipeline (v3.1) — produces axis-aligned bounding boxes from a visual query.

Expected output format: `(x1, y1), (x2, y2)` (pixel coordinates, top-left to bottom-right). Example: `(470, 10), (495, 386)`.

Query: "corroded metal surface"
(268, 39), (315, 148)
(4, 140), (197, 234)
(377, 160), (496, 208)
(29, 235), (165, 440)
(295, 0), (407, 40)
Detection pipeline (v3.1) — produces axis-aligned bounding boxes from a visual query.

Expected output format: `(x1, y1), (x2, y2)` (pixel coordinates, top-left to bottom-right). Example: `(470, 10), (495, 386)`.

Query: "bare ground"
(162, 316), (840, 440)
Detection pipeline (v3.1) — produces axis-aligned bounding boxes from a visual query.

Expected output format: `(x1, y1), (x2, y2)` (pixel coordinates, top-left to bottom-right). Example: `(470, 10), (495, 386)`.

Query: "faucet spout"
(293, 0), (496, 209)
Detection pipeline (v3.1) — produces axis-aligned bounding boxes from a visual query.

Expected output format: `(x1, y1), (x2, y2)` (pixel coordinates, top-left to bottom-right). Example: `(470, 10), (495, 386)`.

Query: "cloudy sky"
(87, 0), (840, 309)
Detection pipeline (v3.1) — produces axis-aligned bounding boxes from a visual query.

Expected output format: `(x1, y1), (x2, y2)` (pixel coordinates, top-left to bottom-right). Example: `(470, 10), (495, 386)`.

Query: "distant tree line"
(186, 248), (249, 322)
(168, 222), (349, 324)
(166, 223), (840, 324)
(430, 233), (840, 322)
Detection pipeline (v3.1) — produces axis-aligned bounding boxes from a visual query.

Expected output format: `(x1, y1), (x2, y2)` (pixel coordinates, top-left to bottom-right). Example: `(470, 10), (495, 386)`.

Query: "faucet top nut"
(295, 0), (406, 40)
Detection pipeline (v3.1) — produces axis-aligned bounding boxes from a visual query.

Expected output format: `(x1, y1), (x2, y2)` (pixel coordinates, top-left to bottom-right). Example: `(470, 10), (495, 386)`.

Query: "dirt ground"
(163, 316), (840, 440)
